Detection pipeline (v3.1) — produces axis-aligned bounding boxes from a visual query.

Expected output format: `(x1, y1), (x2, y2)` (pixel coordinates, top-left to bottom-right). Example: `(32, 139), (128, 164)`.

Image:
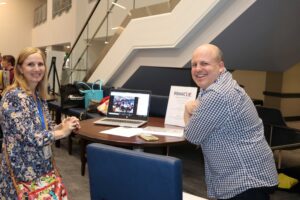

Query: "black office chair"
(149, 94), (169, 117)
(87, 143), (183, 200)
(256, 106), (300, 168)
(65, 83), (112, 155)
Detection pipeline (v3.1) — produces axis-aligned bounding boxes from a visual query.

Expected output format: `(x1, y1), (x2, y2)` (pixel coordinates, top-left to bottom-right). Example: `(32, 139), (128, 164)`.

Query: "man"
(1, 55), (15, 87)
(0, 53), (2, 69)
(184, 44), (278, 200)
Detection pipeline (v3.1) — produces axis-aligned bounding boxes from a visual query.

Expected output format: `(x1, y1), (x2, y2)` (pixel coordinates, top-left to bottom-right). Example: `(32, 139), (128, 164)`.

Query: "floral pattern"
(0, 88), (55, 199)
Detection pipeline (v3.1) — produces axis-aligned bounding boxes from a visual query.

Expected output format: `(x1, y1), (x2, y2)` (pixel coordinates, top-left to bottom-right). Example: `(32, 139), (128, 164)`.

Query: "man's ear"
(218, 61), (225, 73)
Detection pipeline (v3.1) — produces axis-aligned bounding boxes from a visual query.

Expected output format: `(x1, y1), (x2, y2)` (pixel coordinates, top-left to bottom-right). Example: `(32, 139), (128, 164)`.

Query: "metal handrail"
(69, 0), (119, 77)
(61, 0), (102, 69)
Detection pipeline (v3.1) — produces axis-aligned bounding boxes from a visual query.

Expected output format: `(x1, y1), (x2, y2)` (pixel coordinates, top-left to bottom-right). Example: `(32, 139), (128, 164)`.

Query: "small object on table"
(139, 133), (159, 141)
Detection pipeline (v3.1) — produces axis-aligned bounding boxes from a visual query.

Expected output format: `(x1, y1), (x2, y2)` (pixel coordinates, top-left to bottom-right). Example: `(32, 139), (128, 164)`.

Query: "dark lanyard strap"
(36, 96), (46, 129)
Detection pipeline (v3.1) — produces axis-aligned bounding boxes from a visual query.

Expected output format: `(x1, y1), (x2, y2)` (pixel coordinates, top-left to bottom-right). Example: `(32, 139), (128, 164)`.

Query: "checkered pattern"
(184, 71), (278, 199)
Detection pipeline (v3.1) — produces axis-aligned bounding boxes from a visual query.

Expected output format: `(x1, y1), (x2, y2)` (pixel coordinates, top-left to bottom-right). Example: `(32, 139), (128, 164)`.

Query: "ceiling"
(211, 0), (300, 72)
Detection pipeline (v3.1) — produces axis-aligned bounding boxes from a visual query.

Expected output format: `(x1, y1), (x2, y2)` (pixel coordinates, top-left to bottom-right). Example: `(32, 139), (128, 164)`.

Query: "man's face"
(1, 60), (9, 69)
(191, 46), (224, 89)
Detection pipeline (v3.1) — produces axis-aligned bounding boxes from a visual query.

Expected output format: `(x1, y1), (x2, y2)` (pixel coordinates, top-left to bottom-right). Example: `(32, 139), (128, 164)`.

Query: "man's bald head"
(193, 44), (223, 63)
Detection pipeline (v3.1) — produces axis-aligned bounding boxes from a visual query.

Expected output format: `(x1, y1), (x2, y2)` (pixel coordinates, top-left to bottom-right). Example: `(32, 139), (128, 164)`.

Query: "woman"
(0, 47), (80, 199)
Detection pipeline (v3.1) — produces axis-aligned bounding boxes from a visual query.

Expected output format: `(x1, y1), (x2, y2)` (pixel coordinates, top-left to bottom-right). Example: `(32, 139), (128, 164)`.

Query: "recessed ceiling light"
(112, 2), (126, 10)
(111, 26), (124, 30)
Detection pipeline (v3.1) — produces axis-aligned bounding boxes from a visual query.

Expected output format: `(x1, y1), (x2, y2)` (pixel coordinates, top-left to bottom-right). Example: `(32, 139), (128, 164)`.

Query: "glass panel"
(67, 0), (178, 83)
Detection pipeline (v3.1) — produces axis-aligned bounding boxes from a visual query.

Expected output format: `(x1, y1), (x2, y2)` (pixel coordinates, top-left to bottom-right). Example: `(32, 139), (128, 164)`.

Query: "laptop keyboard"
(102, 118), (142, 124)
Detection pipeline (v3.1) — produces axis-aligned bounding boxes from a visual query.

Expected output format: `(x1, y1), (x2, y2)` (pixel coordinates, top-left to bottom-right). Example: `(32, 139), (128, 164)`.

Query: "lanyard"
(36, 96), (46, 130)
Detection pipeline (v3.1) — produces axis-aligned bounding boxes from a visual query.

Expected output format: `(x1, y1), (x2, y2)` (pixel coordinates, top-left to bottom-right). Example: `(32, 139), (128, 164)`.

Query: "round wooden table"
(75, 117), (187, 175)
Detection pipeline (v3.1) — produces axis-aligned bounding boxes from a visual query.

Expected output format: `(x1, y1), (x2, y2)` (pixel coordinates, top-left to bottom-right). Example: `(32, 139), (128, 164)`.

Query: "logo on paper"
(174, 91), (192, 97)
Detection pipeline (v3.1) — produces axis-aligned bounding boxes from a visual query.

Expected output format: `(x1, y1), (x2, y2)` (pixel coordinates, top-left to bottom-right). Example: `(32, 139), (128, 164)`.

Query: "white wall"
(32, 0), (77, 48)
(281, 63), (300, 117)
(232, 70), (266, 100)
(0, 0), (39, 57)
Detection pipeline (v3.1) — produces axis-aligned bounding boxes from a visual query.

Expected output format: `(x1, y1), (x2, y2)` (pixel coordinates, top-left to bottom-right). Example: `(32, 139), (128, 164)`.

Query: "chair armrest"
(264, 123), (300, 150)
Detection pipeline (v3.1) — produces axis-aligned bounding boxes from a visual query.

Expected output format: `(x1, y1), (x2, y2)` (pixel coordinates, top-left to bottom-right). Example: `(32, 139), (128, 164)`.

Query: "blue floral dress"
(0, 88), (55, 199)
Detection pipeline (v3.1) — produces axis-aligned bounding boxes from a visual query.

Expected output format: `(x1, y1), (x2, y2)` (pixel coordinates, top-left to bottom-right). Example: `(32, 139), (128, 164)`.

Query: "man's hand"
(184, 100), (200, 125)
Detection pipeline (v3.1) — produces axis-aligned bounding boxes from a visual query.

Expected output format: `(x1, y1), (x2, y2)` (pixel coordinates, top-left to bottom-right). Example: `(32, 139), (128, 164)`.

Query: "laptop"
(94, 88), (151, 128)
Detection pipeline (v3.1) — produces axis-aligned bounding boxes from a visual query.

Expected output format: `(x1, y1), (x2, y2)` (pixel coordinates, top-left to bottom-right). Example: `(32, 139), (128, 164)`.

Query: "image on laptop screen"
(111, 95), (135, 114)
(107, 89), (150, 120)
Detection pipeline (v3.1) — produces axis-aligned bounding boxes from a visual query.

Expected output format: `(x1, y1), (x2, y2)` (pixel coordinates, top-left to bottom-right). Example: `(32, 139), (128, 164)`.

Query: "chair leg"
(166, 146), (170, 156)
(277, 150), (282, 169)
(55, 140), (61, 148)
(68, 133), (73, 155)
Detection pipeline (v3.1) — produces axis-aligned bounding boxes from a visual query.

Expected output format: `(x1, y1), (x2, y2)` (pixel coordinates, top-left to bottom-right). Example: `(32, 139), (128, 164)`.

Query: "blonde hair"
(4, 47), (48, 99)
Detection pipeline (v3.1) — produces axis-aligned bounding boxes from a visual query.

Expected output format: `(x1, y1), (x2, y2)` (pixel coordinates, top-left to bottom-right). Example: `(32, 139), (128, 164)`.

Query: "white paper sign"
(164, 86), (198, 127)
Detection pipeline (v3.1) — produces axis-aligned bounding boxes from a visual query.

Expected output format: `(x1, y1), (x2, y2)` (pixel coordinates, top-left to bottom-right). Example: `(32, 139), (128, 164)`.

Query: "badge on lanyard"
(43, 145), (52, 159)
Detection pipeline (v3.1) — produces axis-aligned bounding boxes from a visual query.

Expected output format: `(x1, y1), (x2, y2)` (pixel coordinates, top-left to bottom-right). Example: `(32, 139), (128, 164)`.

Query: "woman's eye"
(27, 62), (44, 67)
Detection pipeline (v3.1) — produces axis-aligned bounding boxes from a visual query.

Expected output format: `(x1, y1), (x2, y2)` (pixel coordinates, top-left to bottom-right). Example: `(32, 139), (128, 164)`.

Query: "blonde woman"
(0, 47), (80, 199)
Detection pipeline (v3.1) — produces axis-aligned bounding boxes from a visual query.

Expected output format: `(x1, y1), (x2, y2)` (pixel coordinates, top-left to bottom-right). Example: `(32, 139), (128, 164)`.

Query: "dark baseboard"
(263, 91), (300, 98)
(284, 116), (300, 121)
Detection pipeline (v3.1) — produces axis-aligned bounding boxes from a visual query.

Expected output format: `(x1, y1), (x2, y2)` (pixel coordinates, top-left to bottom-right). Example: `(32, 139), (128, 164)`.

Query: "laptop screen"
(107, 89), (151, 120)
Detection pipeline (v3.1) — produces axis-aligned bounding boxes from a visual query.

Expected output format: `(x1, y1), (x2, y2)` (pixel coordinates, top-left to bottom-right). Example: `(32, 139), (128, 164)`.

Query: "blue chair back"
(87, 143), (182, 200)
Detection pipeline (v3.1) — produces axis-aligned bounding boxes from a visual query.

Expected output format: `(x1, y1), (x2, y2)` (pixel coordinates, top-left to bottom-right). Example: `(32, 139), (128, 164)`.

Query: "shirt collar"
(199, 69), (228, 96)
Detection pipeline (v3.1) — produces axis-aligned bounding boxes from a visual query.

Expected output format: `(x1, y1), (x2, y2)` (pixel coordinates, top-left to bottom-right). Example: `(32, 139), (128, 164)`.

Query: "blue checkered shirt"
(184, 71), (278, 199)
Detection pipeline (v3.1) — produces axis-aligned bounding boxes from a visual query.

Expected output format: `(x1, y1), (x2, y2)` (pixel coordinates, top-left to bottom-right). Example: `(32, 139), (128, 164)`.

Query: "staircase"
(66, 0), (181, 83)
(67, 0), (256, 87)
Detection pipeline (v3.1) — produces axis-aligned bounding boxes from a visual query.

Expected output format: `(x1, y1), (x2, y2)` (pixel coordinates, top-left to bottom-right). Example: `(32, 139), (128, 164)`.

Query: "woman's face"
(19, 53), (46, 89)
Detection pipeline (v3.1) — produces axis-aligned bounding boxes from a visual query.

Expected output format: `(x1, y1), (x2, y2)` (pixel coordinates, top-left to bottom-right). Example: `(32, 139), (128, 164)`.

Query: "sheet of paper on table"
(100, 126), (184, 138)
(143, 126), (184, 138)
(183, 192), (208, 200)
(100, 127), (143, 137)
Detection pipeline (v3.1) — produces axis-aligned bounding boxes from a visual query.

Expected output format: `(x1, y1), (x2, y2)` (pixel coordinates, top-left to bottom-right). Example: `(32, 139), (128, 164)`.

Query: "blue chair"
(87, 143), (183, 200)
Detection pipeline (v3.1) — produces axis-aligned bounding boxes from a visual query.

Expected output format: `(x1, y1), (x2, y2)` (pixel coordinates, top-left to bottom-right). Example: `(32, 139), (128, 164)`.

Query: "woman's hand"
(54, 117), (81, 140)
(62, 116), (81, 131)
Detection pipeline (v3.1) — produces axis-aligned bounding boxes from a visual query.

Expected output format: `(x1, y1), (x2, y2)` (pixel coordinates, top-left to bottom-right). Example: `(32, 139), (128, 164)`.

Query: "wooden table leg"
(68, 134), (73, 155)
(80, 138), (88, 176)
